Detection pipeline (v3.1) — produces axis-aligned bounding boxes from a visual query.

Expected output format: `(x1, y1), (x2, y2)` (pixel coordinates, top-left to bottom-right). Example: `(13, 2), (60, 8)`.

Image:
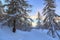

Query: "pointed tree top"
(37, 11), (40, 18)
(36, 11), (41, 20)
(38, 12), (40, 15)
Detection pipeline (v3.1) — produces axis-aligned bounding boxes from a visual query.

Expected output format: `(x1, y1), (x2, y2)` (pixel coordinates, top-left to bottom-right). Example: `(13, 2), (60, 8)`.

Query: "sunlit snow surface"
(0, 23), (60, 40)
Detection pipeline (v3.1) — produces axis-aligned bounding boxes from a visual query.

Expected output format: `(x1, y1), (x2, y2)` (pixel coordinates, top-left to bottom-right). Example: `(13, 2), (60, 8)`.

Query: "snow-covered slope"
(0, 23), (59, 40)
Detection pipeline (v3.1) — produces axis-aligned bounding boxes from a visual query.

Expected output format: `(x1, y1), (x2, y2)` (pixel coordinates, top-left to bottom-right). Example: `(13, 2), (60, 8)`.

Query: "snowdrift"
(0, 26), (59, 40)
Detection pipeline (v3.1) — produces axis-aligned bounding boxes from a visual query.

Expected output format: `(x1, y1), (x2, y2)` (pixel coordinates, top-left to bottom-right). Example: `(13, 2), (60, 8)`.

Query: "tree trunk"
(13, 19), (16, 33)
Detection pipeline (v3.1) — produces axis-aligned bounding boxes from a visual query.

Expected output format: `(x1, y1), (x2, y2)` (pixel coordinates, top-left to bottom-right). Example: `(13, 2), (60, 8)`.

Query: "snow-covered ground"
(0, 23), (60, 40)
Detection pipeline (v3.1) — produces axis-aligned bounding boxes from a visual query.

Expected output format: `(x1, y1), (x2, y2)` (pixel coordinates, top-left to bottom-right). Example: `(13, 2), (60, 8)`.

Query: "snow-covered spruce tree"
(3, 0), (32, 32)
(0, 1), (5, 22)
(43, 0), (60, 38)
(36, 12), (42, 29)
(0, 1), (2, 14)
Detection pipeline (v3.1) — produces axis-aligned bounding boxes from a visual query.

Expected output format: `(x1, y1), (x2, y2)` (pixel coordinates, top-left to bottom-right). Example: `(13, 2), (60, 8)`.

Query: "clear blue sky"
(1, 0), (60, 16)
